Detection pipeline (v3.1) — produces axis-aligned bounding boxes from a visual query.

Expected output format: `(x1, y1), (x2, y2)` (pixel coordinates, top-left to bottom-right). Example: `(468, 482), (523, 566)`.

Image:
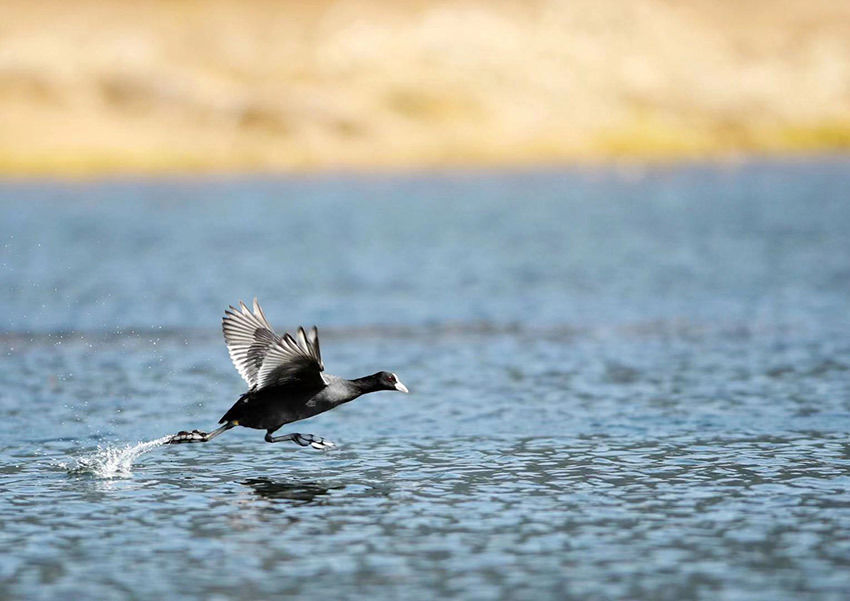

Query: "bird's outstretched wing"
(221, 298), (324, 391)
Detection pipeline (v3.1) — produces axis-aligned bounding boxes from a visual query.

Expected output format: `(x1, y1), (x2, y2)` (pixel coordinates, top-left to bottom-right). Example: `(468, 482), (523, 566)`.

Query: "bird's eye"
(387, 373), (396, 383)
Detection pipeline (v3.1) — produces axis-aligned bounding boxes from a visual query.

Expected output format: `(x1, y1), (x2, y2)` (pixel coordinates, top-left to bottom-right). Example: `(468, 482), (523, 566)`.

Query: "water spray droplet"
(66, 436), (172, 479)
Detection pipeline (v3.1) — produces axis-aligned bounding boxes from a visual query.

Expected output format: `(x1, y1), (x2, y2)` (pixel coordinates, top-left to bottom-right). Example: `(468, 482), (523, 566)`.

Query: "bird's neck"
(321, 373), (379, 407)
(348, 373), (382, 395)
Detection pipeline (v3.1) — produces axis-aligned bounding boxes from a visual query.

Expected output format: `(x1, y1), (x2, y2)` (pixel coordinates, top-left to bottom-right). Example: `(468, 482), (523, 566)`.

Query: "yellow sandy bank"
(1, 0), (850, 175)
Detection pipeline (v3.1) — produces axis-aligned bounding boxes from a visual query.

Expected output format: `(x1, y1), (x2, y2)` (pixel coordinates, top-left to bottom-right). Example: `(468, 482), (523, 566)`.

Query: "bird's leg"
(167, 422), (234, 444)
(264, 431), (336, 450)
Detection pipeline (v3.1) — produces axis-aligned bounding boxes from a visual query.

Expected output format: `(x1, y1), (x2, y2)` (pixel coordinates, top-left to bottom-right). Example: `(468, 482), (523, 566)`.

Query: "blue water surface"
(1, 159), (849, 601)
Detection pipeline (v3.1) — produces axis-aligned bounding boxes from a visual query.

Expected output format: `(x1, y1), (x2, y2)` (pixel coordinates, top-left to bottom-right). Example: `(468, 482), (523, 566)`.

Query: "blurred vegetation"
(1, 0), (849, 175)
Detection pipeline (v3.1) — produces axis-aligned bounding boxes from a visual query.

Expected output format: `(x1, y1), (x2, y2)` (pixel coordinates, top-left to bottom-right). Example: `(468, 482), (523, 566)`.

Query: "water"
(65, 437), (173, 478)
(2, 159), (850, 600)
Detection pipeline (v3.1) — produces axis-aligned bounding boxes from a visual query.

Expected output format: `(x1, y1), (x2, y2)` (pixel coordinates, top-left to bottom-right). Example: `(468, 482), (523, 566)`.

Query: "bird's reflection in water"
(242, 477), (342, 505)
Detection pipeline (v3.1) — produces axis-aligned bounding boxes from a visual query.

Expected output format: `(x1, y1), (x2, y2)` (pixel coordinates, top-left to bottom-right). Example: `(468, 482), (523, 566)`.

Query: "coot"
(168, 299), (408, 448)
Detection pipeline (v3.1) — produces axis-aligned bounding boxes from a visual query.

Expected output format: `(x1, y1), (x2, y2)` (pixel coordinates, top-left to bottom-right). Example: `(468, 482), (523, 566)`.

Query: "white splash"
(67, 436), (172, 479)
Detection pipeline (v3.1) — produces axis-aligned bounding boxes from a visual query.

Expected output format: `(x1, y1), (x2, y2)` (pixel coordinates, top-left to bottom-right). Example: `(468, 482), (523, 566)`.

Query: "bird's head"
(376, 371), (409, 393)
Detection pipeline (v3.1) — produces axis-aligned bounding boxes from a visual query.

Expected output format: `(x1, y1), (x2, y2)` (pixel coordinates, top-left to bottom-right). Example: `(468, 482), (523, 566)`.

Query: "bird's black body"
(218, 373), (395, 432)
(167, 299), (408, 448)
(220, 385), (322, 431)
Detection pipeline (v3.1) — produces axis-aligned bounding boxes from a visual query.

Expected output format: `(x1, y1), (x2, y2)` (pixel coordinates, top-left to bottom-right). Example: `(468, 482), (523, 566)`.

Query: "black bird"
(168, 298), (408, 448)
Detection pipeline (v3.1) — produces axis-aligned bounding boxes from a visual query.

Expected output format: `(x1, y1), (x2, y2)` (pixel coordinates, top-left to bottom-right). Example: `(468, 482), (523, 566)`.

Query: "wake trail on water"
(64, 436), (173, 479)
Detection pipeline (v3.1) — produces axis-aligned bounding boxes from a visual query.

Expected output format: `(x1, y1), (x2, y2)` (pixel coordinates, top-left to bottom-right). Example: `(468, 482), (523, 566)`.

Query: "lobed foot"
(167, 429), (208, 444)
(291, 433), (336, 450)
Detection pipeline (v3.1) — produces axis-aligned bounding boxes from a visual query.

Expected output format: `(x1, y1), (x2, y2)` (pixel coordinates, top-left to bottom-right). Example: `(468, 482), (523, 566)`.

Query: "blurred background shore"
(1, 0), (849, 175)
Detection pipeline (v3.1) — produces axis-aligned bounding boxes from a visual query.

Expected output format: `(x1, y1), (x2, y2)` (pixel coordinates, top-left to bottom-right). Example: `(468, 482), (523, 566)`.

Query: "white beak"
(394, 380), (409, 393)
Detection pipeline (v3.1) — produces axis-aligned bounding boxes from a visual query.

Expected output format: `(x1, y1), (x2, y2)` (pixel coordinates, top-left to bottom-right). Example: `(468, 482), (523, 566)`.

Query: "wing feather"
(222, 298), (325, 391)
(307, 326), (323, 369)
